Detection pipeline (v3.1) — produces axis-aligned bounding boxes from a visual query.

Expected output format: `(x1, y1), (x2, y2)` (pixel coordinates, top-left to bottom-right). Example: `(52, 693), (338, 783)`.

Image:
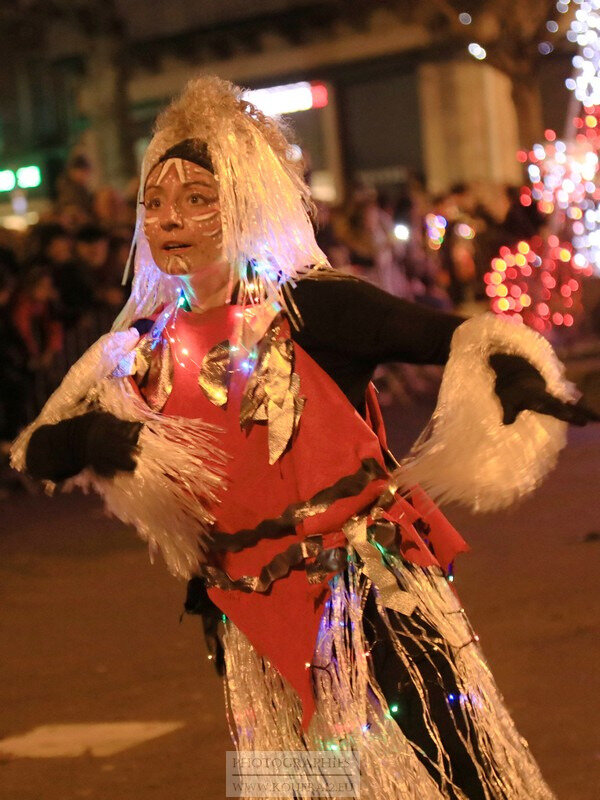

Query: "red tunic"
(156, 304), (468, 727)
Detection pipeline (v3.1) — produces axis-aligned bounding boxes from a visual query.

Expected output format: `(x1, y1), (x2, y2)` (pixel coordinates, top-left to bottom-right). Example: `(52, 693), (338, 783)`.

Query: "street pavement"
(0, 399), (599, 800)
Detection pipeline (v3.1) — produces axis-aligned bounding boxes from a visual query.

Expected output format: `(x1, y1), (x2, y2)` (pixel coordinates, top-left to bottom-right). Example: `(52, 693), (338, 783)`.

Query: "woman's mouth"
(162, 242), (192, 252)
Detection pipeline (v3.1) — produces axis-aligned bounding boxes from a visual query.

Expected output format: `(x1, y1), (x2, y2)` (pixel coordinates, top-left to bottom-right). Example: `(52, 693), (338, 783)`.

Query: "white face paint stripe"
(189, 210), (220, 221)
(197, 222), (222, 236)
(173, 158), (188, 183)
(156, 158), (188, 185)
(156, 160), (173, 185)
(165, 252), (198, 274)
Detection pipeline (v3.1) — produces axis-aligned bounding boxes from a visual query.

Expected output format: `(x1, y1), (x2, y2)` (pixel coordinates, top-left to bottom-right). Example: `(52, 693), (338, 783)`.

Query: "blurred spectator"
(38, 224), (74, 269)
(11, 267), (63, 371)
(336, 189), (404, 295)
(103, 235), (129, 307)
(55, 153), (95, 215)
(0, 266), (29, 445)
(314, 201), (338, 255)
(75, 225), (124, 307)
(72, 225), (127, 339)
(50, 226), (96, 329)
(432, 185), (480, 308)
(94, 185), (131, 232)
(56, 203), (93, 235)
(502, 185), (545, 242)
(75, 224), (109, 273)
(0, 245), (19, 277)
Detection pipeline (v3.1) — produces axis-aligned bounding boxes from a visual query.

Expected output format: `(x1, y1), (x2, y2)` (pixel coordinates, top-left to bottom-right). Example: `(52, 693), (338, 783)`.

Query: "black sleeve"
(290, 276), (464, 366)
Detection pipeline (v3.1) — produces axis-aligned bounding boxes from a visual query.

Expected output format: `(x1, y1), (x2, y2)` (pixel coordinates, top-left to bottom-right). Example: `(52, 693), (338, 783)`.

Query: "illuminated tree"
(484, 0), (600, 330)
(412, 0), (570, 148)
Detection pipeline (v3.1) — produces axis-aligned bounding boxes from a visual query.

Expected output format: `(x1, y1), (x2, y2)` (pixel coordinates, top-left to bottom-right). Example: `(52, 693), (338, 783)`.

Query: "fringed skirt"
(222, 553), (555, 800)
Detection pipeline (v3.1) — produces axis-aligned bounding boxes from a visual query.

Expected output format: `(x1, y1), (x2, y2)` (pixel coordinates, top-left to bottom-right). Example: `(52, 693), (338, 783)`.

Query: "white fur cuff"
(394, 313), (578, 512)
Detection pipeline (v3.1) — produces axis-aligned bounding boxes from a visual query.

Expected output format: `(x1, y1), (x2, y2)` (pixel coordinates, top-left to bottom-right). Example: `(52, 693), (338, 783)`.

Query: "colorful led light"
(425, 213), (447, 250)
(561, 0), (600, 106)
(486, 239), (591, 330)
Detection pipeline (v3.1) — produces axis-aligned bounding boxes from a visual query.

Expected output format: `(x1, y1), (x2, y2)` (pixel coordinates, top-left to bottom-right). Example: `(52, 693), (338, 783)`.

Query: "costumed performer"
(13, 76), (599, 800)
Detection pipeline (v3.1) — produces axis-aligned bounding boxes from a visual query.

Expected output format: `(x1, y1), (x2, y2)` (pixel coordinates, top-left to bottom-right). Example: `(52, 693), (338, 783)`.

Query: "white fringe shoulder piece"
(394, 313), (578, 512)
(10, 329), (140, 466)
(10, 329), (227, 580)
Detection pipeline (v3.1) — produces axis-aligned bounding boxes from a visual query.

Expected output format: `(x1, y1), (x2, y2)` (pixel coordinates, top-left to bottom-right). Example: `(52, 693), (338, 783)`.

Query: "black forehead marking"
(145, 177), (215, 191)
(158, 138), (213, 173)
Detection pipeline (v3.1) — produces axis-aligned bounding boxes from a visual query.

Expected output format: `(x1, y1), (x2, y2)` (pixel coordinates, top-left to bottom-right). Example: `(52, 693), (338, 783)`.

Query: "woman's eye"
(188, 193), (205, 205)
(145, 197), (161, 209)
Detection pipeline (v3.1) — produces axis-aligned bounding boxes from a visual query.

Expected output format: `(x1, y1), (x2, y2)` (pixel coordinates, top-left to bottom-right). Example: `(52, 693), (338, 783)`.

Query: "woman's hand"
(489, 353), (600, 426)
(26, 411), (142, 482)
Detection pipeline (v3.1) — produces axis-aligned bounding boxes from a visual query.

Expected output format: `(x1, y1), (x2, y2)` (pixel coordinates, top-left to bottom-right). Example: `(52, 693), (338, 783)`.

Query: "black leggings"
(363, 588), (491, 800)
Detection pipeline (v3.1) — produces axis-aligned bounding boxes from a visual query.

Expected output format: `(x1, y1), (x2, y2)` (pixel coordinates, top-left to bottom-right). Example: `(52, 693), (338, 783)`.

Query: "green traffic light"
(16, 166), (42, 189)
(0, 166), (42, 192)
(0, 170), (16, 192)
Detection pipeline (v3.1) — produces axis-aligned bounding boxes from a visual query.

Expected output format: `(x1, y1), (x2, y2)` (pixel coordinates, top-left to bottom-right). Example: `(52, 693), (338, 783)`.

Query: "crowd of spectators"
(315, 178), (545, 311)
(0, 150), (546, 489)
(313, 177), (545, 402)
(0, 154), (137, 476)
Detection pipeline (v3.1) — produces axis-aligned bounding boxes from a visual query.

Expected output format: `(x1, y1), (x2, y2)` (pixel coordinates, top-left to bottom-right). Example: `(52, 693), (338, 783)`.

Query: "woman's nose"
(160, 207), (183, 230)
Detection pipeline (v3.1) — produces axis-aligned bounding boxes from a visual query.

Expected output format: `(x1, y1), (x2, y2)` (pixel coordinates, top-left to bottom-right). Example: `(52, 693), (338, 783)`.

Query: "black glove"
(26, 410), (142, 482)
(183, 576), (225, 677)
(489, 353), (600, 426)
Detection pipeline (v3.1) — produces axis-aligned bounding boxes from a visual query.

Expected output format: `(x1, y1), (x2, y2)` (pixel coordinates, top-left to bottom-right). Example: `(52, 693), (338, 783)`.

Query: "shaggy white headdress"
(113, 75), (329, 331)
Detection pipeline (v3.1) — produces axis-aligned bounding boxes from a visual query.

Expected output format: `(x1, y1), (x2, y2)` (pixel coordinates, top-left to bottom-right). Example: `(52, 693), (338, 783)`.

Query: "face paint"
(143, 159), (224, 276)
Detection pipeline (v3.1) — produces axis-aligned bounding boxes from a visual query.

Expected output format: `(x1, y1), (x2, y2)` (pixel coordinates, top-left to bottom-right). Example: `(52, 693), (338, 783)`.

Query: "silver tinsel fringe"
(223, 556), (555, 800)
